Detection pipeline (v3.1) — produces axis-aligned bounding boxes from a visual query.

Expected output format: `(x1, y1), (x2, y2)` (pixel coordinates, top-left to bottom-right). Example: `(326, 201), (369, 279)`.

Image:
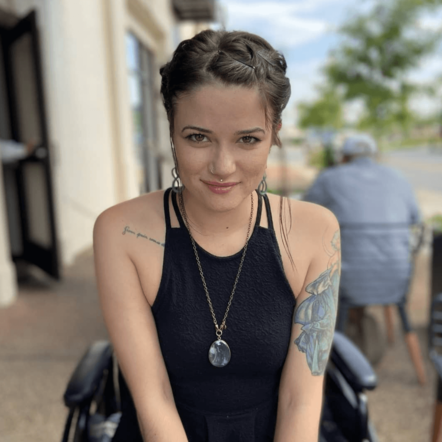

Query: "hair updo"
(159, 29), (291, 147)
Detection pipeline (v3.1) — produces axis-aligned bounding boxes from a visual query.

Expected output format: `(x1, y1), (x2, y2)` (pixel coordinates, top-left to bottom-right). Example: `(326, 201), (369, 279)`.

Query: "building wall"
(0, 0), (115, 266)
(0, 0), (179, 276)
(5, 0), (180, 266)
(0, 153), (16, 307)
(52, 0), (118, 265)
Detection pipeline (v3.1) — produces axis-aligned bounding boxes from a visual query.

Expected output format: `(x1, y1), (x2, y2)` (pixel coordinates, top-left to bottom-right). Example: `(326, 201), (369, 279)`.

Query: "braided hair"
(159, 29), (291, 147)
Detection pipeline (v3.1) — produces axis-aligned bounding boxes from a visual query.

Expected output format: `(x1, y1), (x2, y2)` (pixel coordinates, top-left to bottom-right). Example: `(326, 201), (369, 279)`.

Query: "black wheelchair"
(61, 331), (378, 442)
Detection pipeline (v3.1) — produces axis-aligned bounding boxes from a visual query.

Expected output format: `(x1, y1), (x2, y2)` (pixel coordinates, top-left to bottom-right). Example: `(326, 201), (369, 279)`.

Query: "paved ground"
(365, 248), (436, 442)
(0, 248), (108, 442)
(0, 146), (439, 441)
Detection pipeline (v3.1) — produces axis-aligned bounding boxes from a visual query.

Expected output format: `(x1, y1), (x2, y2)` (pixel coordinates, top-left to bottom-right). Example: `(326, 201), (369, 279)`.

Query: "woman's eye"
(187, 133), (208, 143)
(240, 136), (259, 144)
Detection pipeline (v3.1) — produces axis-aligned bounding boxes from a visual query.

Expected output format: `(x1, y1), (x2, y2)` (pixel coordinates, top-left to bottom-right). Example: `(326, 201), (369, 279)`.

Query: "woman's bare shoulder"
(93, 190), (168, 306)
(266, 193), (339, 236)
(264, 194), (339, 298)
(94, 189), (167, 255)
(96, 190), (164, 227)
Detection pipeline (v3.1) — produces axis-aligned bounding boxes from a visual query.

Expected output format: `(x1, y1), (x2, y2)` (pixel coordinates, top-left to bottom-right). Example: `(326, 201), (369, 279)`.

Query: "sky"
(213, 0), (442, 126)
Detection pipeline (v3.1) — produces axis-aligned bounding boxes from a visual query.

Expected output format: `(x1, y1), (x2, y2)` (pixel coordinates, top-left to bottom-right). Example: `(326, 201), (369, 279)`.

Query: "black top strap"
(254, 191), (263, 230)
(171, 190), (184, 227)
(163, 188), (172, 230)
(263, 194), (274, 231)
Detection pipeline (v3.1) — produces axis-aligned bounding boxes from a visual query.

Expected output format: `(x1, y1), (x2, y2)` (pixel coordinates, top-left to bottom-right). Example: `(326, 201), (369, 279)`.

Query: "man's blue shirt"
(304, 157), (421, 306)
(304, 157), (420, 225)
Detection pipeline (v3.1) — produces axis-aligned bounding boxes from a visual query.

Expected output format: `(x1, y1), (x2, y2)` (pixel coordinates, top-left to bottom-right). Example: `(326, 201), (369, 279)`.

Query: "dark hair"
(159, 29), (291, 147)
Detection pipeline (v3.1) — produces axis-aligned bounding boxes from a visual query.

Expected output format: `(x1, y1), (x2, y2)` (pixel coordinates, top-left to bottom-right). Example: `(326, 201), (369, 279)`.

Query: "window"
(126, 32), (161, 194)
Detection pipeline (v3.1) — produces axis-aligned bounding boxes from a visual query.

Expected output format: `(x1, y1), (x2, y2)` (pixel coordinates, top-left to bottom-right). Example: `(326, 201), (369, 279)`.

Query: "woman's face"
(173, 83), (273, 212)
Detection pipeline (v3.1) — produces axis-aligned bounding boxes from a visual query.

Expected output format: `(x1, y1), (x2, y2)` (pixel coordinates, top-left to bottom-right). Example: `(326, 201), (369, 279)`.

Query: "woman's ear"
(277, 121), (282, 132)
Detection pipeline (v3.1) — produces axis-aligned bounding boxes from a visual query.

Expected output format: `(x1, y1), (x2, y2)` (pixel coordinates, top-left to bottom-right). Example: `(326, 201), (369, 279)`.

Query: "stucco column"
(0, 162), (17, 307)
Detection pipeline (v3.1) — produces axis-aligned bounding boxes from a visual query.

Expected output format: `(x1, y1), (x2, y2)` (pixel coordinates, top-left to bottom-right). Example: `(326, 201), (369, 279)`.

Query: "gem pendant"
(208, 339), (231, 367)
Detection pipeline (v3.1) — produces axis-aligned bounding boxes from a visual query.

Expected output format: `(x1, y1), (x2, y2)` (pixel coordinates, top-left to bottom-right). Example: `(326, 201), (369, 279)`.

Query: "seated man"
(303, 134), (421, 330)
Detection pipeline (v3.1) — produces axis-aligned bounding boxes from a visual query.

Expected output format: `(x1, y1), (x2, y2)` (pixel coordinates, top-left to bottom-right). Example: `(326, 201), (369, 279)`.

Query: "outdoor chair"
(430, 293), (442, 442)
(335, 222), (426, 385)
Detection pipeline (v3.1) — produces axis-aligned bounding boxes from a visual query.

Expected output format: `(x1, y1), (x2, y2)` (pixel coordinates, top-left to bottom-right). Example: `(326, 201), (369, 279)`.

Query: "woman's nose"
(210, 146), (236, 178)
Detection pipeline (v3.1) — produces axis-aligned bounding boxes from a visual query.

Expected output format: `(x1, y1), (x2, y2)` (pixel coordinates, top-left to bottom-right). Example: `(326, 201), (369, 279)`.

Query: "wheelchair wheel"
(62, 404), (88, 442)
(366, 420), (379, 442)
(61, 341), (119, 442)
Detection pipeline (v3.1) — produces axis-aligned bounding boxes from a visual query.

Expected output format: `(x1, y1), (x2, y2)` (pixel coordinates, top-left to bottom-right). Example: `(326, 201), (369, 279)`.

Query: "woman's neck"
(179, 189), (257, 239)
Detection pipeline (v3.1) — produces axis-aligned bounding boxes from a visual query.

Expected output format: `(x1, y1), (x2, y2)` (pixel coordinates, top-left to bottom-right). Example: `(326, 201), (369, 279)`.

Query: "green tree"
(298, 86), (344, 168)
(298, 86), (343, 130)
(324, 0), (442, 136)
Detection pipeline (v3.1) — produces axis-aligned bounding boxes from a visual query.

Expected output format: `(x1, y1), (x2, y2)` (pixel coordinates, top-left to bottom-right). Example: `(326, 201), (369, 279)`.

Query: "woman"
(93, 29), (340, 442)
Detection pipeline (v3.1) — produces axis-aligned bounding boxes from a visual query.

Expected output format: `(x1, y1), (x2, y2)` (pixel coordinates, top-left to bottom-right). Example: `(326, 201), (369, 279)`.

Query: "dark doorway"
(1, 10), (61, 280)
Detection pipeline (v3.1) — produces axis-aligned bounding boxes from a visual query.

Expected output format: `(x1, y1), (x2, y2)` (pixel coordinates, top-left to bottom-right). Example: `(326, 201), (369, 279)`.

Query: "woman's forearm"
(137, 402), (189, 442)
(273, 402), (321, 442)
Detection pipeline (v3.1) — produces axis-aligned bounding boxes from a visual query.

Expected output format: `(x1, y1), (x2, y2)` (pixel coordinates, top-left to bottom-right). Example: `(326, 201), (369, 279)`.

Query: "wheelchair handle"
(331, 331), (378, 392)
(63, 340), (113, 407)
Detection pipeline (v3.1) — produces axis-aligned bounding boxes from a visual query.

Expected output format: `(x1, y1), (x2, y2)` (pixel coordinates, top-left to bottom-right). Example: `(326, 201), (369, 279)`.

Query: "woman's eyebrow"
(235, 127), (265, 135)
(181, 125), (212, 133)
(181, 125), (265, 135)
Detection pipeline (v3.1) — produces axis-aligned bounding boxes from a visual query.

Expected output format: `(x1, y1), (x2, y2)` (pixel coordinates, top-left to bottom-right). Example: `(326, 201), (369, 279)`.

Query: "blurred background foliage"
(297, 0), (442, 149)
(430, 213), (442, 233)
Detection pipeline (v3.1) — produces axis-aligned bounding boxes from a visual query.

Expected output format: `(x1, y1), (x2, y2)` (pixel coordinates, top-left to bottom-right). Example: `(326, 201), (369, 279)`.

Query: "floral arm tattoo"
(293, 229), (341, 376)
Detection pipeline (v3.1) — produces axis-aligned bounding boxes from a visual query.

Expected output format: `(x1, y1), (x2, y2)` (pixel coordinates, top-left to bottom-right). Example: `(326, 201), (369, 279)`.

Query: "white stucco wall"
(0, 162), (17, 306)
(53, 0), (117, 264)
(7, 0), (181, 266)
(2, 0), (117, 266)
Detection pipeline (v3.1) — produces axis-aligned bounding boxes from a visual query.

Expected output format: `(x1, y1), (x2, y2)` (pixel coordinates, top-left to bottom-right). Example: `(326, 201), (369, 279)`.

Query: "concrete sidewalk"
(0, 248), (108, 442)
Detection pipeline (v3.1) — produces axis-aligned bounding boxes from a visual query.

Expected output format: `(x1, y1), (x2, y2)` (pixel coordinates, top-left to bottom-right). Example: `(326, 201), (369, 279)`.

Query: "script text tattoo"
(122, 225), (165, 247)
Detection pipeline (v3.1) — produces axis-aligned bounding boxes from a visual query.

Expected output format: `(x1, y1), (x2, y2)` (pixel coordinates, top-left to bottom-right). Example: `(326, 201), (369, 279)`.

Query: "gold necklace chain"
(178, 192), (254, 340)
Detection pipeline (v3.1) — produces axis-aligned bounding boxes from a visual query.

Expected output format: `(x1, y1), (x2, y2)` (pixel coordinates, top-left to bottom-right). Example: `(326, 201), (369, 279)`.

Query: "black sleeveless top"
(113, 188), (296, 442)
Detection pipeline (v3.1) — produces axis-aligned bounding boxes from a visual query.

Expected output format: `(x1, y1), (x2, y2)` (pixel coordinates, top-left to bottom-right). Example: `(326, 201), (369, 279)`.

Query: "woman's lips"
(202, 180), (238, 194)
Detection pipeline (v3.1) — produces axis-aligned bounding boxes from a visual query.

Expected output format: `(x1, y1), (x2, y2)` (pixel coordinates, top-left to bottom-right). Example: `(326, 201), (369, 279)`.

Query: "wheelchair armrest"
(63, 340), (113, 407)
(330, 331), (377, 392)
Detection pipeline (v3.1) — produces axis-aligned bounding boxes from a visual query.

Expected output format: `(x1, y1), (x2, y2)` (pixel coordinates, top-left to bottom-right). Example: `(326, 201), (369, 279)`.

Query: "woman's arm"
(93, 208), (188, 442)
(274, 206), (341, 442)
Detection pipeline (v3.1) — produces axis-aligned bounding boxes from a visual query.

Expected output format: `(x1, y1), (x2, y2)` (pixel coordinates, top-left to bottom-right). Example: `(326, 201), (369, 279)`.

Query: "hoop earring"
(258, 173), (267, 196)
(170, 137), (183, 194)
(171, 167), (183, 194)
